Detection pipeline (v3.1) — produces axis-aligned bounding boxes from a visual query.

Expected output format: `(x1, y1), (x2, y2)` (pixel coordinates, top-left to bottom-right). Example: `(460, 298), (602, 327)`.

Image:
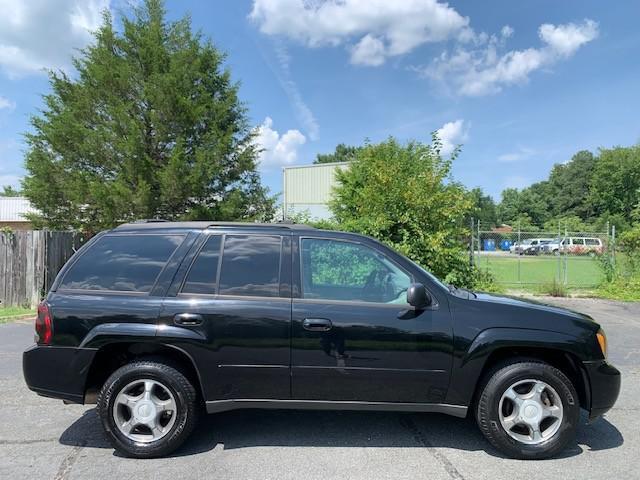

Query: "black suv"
(23, 221), (620, 459)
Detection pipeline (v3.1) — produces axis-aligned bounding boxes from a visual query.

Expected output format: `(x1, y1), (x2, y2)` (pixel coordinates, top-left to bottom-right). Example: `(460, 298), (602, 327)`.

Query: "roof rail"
(114, 220), (316, 230)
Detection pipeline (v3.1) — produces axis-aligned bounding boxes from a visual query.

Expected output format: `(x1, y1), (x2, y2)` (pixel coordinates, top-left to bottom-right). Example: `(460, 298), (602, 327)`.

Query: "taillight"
(35, 302), (53, 345)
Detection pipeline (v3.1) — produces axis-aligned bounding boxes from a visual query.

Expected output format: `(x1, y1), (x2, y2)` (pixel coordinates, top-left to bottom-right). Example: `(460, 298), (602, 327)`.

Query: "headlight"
(596, 328), (607, 358)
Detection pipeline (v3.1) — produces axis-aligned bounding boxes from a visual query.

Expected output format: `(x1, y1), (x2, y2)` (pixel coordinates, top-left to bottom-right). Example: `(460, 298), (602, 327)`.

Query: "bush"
(329, 136), (485, 289)
(539, 279), (568, 297)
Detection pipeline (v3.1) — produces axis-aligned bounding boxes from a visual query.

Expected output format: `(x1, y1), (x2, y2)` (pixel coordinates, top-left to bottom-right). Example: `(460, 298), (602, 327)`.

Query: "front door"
(159, 231), (292, 402)
(291, 236), (452, 404)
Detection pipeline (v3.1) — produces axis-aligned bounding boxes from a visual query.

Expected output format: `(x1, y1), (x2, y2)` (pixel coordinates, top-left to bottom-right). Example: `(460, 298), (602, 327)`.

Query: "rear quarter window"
(58, 234), (184, 293)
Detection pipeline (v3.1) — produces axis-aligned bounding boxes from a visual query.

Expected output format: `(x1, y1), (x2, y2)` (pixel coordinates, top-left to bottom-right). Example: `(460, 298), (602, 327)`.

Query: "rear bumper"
(584, 360), (621, 420)
(23, 344), (97, 404)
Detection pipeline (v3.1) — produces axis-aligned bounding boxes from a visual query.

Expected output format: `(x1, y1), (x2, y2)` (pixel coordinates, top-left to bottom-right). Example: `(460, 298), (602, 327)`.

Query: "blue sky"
(1, 0), (639, 201)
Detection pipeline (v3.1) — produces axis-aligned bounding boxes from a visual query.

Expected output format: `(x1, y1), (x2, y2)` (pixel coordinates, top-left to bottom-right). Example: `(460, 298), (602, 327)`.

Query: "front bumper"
(23, 344), (97, 404)
(583, 360), (621, 419)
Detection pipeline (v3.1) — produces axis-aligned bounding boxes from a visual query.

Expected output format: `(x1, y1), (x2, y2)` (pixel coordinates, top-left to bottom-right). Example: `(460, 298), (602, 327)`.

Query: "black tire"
(476, 360), (579, 460)
(97, 359), (198, 458)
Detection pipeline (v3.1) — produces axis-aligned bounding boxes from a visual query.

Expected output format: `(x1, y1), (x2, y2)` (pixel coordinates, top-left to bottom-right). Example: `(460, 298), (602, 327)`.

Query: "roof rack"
(115, 220), (315, 230)
(131, 218), (169, 223)
(206, 221), (315, 230)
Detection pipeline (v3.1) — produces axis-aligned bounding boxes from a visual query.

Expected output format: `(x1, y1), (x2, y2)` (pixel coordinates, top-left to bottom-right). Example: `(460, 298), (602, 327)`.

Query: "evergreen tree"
(22, 0), (274, 231)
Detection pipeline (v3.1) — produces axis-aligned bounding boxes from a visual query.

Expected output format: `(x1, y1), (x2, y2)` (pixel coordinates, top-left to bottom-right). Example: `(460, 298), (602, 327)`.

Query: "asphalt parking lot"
(1, 297), (637, 480)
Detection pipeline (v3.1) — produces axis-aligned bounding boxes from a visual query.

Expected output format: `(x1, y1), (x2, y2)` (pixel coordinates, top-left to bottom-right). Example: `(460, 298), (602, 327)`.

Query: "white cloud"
(250, 0), (471, 66)
(497, 146), (535, 163)
(422, 19), (598, 96)
(272, 43), (319, 140)
(350, 35), (386, 67)
(539, 19), (599, 57)
(0, 0), (111, 78)
(436, 119), (468, 156)
(254, 117), (306, 169)
(0, 96), (16, 111)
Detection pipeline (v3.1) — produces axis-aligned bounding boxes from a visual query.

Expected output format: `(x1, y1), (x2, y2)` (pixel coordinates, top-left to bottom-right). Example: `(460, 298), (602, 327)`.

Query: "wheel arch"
(83, 341), (205, 405)
(448, 328), (591, 411)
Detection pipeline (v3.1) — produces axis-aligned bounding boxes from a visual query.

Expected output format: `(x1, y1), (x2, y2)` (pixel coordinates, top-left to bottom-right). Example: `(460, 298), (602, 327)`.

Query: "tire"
(97, 359), (199, 458)
(476, 360), (579, 460)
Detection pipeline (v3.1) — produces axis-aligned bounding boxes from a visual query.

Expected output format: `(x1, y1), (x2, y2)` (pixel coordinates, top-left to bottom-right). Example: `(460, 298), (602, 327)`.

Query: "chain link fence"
(470, 220), (615, 289)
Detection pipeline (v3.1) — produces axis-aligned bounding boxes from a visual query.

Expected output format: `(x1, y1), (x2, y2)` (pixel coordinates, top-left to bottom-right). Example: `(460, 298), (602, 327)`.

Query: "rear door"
(159, 230), (292, 402)
(48, 232), (190, 347)
(290, 234), (452, 404)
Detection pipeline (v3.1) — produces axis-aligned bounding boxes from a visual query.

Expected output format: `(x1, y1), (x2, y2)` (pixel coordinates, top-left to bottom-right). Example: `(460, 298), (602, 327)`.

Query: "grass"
(475, 254), (603, 292)
(0, 306), (36, 323)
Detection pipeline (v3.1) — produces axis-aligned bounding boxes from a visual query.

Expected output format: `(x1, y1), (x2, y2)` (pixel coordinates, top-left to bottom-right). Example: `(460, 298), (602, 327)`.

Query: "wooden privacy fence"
(0, 231), (86, 308)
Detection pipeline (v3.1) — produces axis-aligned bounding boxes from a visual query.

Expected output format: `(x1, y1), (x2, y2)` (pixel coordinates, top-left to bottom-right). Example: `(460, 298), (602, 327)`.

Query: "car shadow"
(59, 408), (623, 459)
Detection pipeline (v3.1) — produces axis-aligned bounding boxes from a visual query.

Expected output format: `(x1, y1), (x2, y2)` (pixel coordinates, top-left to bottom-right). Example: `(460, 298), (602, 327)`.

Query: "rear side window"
(585, 238), (600, 246)
(218, 235), (282, 297)
(572, 238), (585, 245)
(182, 235), (222, 294)
(59, 234), (183, 293)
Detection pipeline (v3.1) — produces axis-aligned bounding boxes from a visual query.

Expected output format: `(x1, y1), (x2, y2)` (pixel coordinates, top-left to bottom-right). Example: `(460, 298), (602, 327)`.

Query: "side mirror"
(406, 283), (431, 309)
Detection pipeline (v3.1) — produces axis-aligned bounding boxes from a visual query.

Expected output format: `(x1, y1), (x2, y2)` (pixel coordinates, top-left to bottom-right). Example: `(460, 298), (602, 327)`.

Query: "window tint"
(572, 238), (585, 245)
(301, 238), (411, 304)
(585, 238), (600, 246)
(182, 235), (222, 294)
(218, 235), (282, 297)
(59, 234), (183, 293)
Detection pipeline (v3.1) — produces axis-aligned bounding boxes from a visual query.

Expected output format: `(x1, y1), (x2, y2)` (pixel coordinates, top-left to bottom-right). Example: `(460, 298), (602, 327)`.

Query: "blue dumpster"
(500, 239), (512, 251)
(483, 239), (496, 251)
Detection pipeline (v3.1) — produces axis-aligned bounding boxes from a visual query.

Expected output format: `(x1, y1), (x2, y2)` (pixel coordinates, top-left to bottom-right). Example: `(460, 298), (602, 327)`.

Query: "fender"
(80, 322), (208, 404)
(445, 327), (588, 406)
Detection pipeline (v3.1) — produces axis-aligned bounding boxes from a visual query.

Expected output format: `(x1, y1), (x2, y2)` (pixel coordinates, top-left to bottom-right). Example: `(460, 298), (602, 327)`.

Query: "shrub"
(539, 279), (568, 297)
(329, 136), (483, 288)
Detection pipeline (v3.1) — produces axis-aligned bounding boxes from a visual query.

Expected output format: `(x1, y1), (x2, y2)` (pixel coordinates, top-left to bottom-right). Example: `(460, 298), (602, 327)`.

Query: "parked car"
(542, 237), (604, 256)
(514, 238), (553, 255)
(23, 221), (620, 460)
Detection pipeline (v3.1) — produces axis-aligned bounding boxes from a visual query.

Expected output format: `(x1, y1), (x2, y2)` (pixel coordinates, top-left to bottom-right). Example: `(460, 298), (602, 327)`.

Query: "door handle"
(174, 313), (204, 326)
(303, 318), (332, 332)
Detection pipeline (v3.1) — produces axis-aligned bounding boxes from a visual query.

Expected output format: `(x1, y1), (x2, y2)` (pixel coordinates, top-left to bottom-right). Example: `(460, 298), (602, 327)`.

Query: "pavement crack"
(54, 443), (86, 480)
(399, 415), (466, 480)
(0, 438), (59, 445)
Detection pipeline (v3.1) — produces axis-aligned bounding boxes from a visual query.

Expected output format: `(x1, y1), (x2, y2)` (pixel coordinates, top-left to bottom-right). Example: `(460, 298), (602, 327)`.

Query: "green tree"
(22, 0), (274, 231)
(546, 150), (596, 219)
(469, 188), (497, 227)
(496, 188), (521, 225)
(589, 145), (640, 222)
(543, 215), (588, 233)
(0, 185), (21, 197)
(314, 143), (362, 164)
(329, 136), (478, 287)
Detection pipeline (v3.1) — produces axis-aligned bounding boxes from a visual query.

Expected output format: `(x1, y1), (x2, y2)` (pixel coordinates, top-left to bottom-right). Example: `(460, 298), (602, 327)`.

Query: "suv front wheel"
(476, 360), (579, 459)
(97, 359), (198, 458)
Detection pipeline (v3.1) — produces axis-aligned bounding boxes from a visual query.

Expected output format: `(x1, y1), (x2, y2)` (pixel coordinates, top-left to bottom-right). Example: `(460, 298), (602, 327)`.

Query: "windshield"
(405, 258), (450, 293)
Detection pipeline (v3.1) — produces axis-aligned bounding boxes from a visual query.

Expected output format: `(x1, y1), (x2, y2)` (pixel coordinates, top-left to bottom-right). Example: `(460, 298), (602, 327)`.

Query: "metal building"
(0, 197), (36, 230)
(282, 162), (349, 220)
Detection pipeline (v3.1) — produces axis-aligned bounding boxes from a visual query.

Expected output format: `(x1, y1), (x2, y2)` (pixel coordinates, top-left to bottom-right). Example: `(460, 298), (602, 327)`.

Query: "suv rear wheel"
(476, 360), (579, 459)
(97, 359), (198, 458)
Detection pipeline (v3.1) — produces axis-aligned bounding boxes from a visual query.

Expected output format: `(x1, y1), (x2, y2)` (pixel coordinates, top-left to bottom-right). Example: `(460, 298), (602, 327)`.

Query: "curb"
(0, 313), (36, 324)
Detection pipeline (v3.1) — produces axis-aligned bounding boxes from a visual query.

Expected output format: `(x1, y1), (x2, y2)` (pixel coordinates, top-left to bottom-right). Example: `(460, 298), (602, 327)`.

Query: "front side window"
(59, 234), (183, 293)
(218, 235), (282, 297)
(301, 238), (411, 304)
